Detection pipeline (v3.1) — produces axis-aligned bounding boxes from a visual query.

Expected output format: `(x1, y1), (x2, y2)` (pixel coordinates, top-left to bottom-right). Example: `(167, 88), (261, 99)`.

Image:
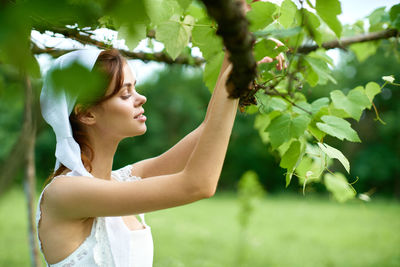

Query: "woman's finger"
(258, 56), (273, 64)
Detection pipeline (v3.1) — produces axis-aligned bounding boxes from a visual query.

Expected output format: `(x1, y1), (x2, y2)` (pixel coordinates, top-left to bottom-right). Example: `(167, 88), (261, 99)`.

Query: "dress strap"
(138, 214), (148, 226)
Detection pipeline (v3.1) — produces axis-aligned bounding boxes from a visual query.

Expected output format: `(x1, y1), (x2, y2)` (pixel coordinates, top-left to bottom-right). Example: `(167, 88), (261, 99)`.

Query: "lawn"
(0, 187), (399, 267)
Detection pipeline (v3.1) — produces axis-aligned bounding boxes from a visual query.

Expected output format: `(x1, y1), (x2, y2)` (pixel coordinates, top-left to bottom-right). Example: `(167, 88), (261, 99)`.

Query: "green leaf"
(304, 56), (336, 85)
(156, 15), (194, 60)
(330, 88), (370, 121)
(49, 62), (106, 103)
(254, 113), (275, 144)
(308, 121), (326, 141)
(365, 82), (381, 108)
(280, 140), (303, 187)
(350, 42), (378, 62)
(292, 101), (312, 115)
(324, 172), (356, 202)
(311, 97), (329, 114)
(145, 0), (182, 25)
(295, 154), (324, 183)
(389, 4), (400, 30)
(368, 7), (387, 26)
(247, 1), (277, 31)
(316, 115), (361, 142)
(177, 0), (192, 11)
(192, 19), (223, 59)
(303, 10), (323, 46)
(109, 0), (149, 27)
(254, 39), (284, 61)
(280, 140), (302, 169)
(278, 0), (297, 28)
(254, 26), (302, 39)
(317, 142), (350, 173)
(266, 114), (311, 149)
(315, 0), (342, 38)
(117, 23), (147, 50)
(203, 51), (224, 93)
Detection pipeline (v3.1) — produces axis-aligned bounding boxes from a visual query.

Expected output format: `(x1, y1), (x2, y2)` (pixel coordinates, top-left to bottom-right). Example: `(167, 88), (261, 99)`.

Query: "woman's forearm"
(184, 63), (239, 196)
(204, 50), (232, 124)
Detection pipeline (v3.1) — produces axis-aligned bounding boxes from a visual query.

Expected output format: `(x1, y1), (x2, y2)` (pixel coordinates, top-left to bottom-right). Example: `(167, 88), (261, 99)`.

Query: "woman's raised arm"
(129, 51), (233, 178)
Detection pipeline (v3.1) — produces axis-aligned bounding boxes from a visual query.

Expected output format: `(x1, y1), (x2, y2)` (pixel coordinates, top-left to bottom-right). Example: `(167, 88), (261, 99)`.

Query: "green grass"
(1, 188), (399, 267)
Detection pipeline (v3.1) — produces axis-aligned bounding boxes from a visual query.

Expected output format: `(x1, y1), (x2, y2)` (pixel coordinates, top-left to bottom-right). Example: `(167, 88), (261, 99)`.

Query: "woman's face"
(91, 62), (147, 139)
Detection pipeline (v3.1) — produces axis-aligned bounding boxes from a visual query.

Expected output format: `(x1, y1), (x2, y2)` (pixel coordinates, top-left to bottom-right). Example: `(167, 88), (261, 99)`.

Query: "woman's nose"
(135, 92), (147, 106)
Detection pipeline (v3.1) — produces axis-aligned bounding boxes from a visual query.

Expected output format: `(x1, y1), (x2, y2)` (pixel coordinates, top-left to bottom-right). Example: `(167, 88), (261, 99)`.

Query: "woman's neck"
(86, 132), (120, 180)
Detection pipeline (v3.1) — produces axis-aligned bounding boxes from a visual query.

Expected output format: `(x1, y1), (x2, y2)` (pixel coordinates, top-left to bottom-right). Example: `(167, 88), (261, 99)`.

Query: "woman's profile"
(36, 47), (240, 267)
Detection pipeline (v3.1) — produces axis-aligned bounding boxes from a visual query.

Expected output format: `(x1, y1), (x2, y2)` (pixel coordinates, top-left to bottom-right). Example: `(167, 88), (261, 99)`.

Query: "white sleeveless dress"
(35, 165), (154, 267)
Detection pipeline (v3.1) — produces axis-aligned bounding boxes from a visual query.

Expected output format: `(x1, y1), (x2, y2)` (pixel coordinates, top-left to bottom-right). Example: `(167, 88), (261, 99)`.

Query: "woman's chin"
(129, 126), (147, 137)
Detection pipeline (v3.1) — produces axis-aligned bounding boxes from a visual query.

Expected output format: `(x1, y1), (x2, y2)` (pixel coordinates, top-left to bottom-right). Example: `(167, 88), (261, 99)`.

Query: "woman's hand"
(240, 0), (287, 71)
(258, 38), (287, 71)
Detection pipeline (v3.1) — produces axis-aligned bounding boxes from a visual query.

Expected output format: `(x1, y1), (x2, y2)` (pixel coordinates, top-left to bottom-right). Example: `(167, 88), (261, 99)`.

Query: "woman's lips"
(134, 114), (146, 122)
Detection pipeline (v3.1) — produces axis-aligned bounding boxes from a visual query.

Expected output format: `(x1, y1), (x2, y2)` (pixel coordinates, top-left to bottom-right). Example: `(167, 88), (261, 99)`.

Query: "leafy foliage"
(1, 0), (399, 202)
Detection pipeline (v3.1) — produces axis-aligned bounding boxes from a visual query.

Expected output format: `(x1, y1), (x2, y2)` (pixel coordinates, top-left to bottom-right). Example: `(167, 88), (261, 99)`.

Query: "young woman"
(36, 46), (240, 267)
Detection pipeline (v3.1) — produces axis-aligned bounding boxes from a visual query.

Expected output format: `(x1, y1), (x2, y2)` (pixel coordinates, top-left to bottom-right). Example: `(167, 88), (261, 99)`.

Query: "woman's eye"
(121, 95), (131, 99)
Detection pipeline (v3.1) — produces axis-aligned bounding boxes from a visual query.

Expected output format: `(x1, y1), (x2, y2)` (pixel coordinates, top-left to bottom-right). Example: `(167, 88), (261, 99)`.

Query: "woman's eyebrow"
(122, 80), (137, 88)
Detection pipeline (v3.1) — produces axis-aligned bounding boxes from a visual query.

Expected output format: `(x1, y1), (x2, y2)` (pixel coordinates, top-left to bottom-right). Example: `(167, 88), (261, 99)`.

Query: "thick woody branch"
(298, 28), (399, 54)
(200, 0), (258, 106)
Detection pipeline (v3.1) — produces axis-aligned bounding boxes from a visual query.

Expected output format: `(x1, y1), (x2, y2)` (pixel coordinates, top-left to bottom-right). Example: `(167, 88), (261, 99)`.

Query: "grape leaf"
(280, 140), (303, 187)
(145, 0), (182, 26)
(368, 7), (387, 28)
(389, 4), (400, 30)
(303, 10), (323, 46)
(203, 51), (224, 93)
(247, 1), (277, 31)
(191, 19), (223, 59)
(304, 56), (336, 85)
(330, 88), (370, 121)
(254, 39), (288, 62)
(365, 82), (381, 108)
(316, 115), (361, 142)
(177, 0), (192, 11)
(117, 23), (147, 51)
(156, 15), (194, 60)
(316, 0), (342, 38)
(318, 142), (350, 173)
(278, 0), (297, 29)
(266, 114), (311, 149)
(350, 42), (378, 62)
(295, 154), (324, 183)
(324, 172), (356, 203)
(311, 97), (329, 115)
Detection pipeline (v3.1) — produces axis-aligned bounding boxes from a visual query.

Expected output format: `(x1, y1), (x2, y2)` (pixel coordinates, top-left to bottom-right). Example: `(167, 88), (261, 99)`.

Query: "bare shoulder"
(44, 176), (113, 216)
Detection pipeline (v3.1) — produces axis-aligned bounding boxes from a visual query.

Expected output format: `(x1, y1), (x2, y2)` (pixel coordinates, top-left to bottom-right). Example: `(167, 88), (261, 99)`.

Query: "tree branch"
(200, 0), (258, 107)
(30, 41), (205, 66)
(31, 24), (204, 66)
(298, 29), (399, 54)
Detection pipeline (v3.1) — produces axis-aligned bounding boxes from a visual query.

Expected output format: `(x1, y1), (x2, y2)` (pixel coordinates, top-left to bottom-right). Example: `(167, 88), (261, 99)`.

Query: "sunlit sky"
(32, 0), (399, 84)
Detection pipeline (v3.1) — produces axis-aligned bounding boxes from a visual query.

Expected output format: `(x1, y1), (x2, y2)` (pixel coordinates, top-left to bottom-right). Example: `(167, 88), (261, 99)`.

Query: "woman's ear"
(74, 104), (96, 125)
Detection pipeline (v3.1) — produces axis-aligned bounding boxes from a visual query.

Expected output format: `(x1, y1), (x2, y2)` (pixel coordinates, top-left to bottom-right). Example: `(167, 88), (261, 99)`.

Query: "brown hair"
(43, 49), (127, 187)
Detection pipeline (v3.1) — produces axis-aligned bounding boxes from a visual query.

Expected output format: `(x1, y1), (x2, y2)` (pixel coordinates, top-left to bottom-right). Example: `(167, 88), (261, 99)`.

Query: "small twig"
(270, 87), (312, 115)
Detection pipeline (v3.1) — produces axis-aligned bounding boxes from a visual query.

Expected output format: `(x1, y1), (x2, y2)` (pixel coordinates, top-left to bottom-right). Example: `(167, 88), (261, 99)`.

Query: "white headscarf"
(40, 49), (103, 177)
